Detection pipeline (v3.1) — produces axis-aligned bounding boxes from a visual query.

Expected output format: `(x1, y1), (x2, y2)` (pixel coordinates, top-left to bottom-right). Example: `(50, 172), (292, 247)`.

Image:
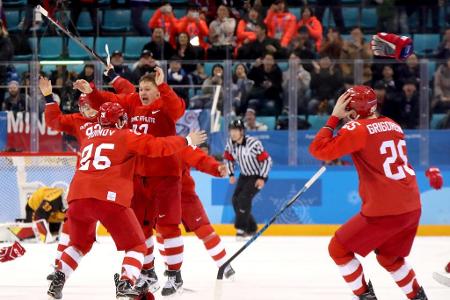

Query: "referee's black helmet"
(228, 119), (245, 130)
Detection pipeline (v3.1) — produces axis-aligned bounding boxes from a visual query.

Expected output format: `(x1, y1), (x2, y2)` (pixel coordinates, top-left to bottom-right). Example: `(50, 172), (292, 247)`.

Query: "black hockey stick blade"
(217, 166), (326, 280)
(36, 5), (107, 66)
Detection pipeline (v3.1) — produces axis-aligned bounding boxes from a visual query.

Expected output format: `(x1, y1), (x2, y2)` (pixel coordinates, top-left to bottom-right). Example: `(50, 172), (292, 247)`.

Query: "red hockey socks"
(329, 236), (368, 296)
(194, 224), (227, 267)
(156, 225), (183, 271)
(377, 255), (420, 299)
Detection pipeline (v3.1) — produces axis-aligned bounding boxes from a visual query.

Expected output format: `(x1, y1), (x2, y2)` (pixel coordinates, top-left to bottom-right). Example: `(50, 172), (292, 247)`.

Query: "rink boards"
(0, 163), (449, 235)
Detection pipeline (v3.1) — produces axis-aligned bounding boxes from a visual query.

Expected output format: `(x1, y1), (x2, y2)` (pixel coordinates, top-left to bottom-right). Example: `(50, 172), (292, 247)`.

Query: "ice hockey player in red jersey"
(309, 86), (427, 300)
(74, 66), (187, 296)
(152, 145), (235, 288)
(46, 101), (206, 300)
(41, 76), (99, 276)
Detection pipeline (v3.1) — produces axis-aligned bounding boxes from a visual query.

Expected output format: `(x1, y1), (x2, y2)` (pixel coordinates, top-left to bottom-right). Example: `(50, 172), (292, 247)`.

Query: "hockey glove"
(425, 167), (443, 190)
(371, 33), (413, 61)
(0, 241), (26, 263)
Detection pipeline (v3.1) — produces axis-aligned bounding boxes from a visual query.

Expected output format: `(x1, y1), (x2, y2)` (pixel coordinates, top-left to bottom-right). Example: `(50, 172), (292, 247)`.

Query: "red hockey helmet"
(98, 102), (128, 128)
(346, 85), (377, 119)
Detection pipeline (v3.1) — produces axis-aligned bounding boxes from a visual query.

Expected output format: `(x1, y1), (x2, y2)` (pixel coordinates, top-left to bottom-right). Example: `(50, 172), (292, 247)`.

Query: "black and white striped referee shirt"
(224, 135), (272, 179)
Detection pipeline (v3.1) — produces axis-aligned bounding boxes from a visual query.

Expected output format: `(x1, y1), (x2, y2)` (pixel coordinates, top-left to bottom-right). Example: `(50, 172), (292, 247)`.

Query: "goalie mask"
(98, 102), (128, 129)
(346, 85), (377, 119)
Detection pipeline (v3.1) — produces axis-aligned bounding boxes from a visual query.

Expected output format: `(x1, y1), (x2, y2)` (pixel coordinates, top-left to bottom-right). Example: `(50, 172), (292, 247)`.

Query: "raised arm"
(40, 77), (77, 135)
(74, 79), (131, 111)
(154, 67), (186, 121)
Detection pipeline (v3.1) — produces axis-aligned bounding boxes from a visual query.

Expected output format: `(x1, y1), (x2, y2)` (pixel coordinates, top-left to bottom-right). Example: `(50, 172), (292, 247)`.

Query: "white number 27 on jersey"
(79, 143), (115, 171)
(380, 140), (415, 180)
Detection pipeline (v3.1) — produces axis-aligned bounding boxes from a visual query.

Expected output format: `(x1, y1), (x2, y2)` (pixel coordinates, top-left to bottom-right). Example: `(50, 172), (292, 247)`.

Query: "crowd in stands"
(0, 0), (450, 130)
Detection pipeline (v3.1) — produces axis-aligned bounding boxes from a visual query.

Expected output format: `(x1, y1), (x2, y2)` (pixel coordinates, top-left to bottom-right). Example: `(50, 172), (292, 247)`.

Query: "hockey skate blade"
(432, 272), (450, 287)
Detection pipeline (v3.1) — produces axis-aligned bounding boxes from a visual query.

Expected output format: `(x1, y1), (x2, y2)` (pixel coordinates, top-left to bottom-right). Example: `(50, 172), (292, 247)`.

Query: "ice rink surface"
(1, 236), (449, 300)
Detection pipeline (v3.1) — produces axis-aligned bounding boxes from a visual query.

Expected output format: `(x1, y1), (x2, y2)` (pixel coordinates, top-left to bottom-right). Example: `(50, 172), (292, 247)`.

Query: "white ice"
(0, 236), (449, 300)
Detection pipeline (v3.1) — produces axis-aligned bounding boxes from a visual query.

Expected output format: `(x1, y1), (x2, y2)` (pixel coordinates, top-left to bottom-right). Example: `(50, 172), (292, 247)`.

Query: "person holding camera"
(176, 4), (209, 50)
(148, 3), (179, 48)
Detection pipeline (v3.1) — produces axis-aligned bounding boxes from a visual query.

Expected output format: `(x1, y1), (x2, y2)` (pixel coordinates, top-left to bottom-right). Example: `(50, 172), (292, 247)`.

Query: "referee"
(224, 119), (272, 239)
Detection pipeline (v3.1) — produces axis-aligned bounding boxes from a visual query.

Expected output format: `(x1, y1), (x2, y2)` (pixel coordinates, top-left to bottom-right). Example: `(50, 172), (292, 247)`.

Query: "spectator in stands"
(314, 0), (345, 32)
(142, 27), (176, 60)
(395, 53), (420, 87)
(191, 63), (208, 88)
(247, 52), (283, 115)
(376, 64), (399, 96)
(309, 55), (343, 114)
(296, 6), (323, 52)
(191, 63), (224, 109)
(69, 0), (98, 35)
(148, 3), (179, 48)
(372, 80), (400, 122)
(244, 108), (268, 131)
(2, 80), (27, 112)
(237, 23), (285, 59)
(167, 55), (190, 105)
(232, 63), (254, 115)
(435, 28), (450, 60)
(319, 27), (343, 60)
(109, 50), (133, 82)
(132, 49), (158, 83)
(264, 0), (297, 48)
(177, 4), (210, 50)
(398, 79), (420, 129)
(49, 65), (71, 98)
(208, 5), (236, 59)
(0, 20), (13, 108)
(130, 0), (150, 35)
(236, 8), (260, 52)
(176, 32), (205, 74)
(340, 27), (372, 83)
(282, 52), (311, 115)
(77, 64), (95, 83)
(432, 57), (450, 113)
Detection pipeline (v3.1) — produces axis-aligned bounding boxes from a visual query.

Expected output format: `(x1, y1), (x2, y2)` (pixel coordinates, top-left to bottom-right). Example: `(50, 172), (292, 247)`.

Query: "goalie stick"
(36, 5), (107, 66)
(216, 166), (326, 280)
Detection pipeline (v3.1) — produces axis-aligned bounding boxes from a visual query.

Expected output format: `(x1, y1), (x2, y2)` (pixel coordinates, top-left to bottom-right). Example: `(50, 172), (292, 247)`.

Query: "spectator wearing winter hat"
(208, 5), (236, 59)
(176, 4), (210, 50)
(296, 6), (323, 51)
(148, 3), (179, 48)
(167, 55), (190, 106)
(2, 81), (28, 113)
(264, 0), (297, 48)
(244, 108), (268, 131)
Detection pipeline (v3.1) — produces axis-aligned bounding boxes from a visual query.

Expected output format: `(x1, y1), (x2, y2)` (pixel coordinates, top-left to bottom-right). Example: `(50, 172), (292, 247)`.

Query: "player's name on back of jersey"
(87, 127), (115, 139)
(366, 121), (403, 135)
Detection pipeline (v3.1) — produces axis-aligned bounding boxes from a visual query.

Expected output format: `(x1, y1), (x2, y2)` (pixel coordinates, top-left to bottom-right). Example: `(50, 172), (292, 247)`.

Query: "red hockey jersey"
(180, 147), (221, 197)
(309, 116), (421, 217)
(89, 78), (186, 177)
(67, 127), (189, 207)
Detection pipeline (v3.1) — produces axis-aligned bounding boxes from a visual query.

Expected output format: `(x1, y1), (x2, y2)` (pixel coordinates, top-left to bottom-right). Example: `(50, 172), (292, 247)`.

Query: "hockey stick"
(36, 5), (107, 66)
(216, 166), (326, 280)
(432, 272), (450, 287)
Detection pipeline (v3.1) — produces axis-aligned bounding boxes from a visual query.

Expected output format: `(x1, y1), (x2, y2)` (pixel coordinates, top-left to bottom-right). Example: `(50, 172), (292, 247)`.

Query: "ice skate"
(134, 268), (160, 294)
(114, 273), (141, 299)
(161, 270), (183, 296)
(47, 271), (65, 300)
(411, 287), (428, 300)
(352, 281), (377, 300)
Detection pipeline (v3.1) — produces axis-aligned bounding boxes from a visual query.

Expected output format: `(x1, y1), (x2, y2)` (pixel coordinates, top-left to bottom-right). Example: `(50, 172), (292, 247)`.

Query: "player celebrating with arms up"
(309, 86), (427, 300)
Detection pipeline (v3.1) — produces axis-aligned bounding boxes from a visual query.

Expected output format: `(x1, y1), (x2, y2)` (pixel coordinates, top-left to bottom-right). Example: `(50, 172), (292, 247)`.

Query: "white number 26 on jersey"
(380, 140), (415, 180)
(79, 143), (115, 170)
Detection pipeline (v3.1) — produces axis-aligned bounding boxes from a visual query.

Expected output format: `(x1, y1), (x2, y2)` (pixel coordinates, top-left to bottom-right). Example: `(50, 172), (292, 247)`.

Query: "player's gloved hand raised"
(371, 33), (413, 61)
(186, 130), (207, 146)
(425, 167), (443, 190)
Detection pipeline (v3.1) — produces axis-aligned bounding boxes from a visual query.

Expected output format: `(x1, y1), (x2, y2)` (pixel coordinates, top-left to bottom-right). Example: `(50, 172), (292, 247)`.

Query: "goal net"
(0, 154), (77, 223)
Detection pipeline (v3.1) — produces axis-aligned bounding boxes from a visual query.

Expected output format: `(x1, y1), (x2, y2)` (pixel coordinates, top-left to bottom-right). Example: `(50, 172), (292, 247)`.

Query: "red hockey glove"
(0, 241), (26, 263)
(425, 167), (443, 190)
(371, 33), (413, 61)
